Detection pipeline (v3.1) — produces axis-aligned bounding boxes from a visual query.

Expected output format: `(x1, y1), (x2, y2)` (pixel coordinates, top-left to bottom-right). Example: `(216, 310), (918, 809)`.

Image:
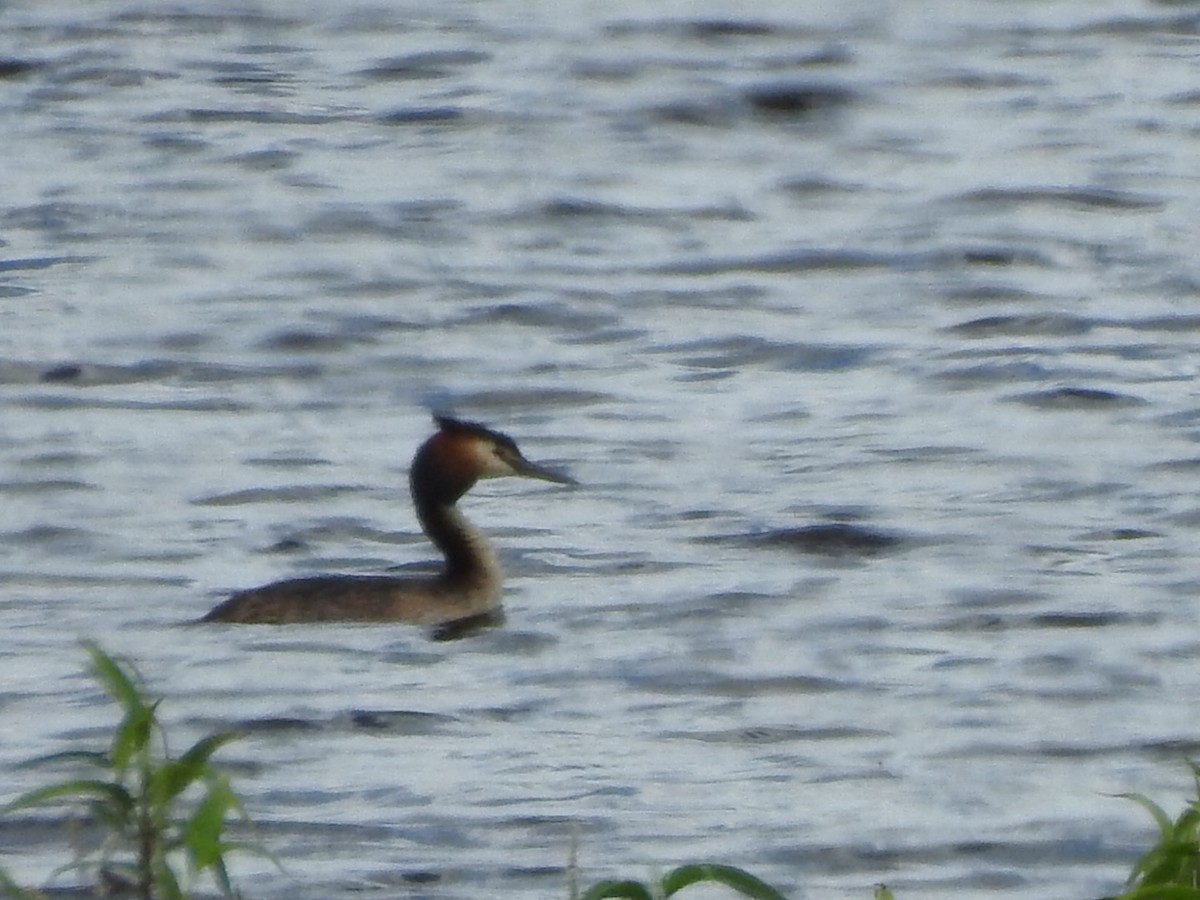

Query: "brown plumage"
(200, 416), (574, 626)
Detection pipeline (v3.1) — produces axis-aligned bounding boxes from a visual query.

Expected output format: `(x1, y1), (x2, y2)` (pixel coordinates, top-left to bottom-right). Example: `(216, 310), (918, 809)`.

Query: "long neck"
(415, 494), (502, 587)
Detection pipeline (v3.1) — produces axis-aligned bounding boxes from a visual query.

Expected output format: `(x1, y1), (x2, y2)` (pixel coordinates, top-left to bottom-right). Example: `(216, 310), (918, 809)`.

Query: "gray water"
(4, 1), (1200, 898)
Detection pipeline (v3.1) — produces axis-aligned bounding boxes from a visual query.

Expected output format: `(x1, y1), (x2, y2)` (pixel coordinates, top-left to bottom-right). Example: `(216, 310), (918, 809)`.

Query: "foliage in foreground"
(1115, 761), (1200, 900)
(575, 862), (790, 900)
(567, 759), (1200, 900)
(8, 645), (1200, 900)
(2, 642), (267, 900)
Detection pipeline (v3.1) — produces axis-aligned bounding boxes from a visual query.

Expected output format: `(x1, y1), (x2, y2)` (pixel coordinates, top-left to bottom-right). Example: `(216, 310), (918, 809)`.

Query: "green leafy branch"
(577, 862), (790, 900)
(1114, 761), (1200, 900)
(3, 642), (272, 899)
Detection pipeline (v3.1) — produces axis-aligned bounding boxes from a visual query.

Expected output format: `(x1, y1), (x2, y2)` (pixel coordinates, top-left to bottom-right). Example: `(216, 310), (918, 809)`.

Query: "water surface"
(4, 2), (1200, 898)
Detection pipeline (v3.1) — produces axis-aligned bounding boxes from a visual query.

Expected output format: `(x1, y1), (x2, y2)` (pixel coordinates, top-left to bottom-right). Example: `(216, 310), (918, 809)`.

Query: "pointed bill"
(514, 456), (576, 485)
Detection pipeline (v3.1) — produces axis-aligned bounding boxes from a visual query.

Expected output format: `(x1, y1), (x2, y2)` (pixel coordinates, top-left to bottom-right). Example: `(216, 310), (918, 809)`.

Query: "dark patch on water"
(377, 106), (465, 125)
(0, 254), (91, 272)
(233, 716), (322, 733)
(655, 247), (909, 274)
(257, 328), (378, 352)
(30, 360), (174, 386)
(625, 669), (858, 697)
(143, 130), (210, 153)
(1029, 611), (1154, 629)
(778, 175), (862, 197)
(1074, 10), (1200, 38)
(266, 536), (308, 553)
(26, 358), (325, 386)
(952, 185), (1164, 211)
(534, 197), (638, 218)
(460, 301), (619, 332)
(767, 832), (1133, 888)
(218, 709), (458, 736)
(1137, 737), (1200, 759)
(200, 60), (294, 89)
(1126, 314), (1200, 332)
(193, 484), (366, 507)
(167, 107), (340, 125)
(391, 869), (443, 885)
(952, 587), (1049, 608)
(936, 609), (1156, 632)
(1147, 456), (1200, 473)
(344, 709), (460, 733)
(656, 335), (872, 372)
(944, 244), (1056, 267)
(0, 58), (43, 78)
(512, 196), (752, 224)
(1073, 527), (1162, 541)
(39, 363), (84, 382)
(284, 519), (415, 547)
(742, 522), (907, 557)
(937, 283), (1049, 304)
(933, 357), (1060, 387)
(943, 313), (1097, 337)
(361, 50), (490, 80)
(0, 478), (98, 495)
(16, 393), (247, 410)
(606, 18), (790, 39)
(4, 525), (102, 552)
(3, 203), (110, 235)
(675, 19), (779, 38)
(299, 200), (463, 239)
(1009, 386), (1145, 409)
(225, 147), (299, 170)
(923, 67), (1049, 90)
(742, 82), (856, 117)
(669, 724), (889, 744)
(112, 6), (295, 28)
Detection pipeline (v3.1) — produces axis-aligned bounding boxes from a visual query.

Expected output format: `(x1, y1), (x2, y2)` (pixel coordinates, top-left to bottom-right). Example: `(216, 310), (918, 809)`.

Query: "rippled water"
(5, 2), (1200, 898)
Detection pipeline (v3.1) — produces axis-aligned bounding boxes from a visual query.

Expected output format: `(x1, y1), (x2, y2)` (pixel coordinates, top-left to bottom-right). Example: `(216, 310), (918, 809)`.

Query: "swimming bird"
(200, 415), (574, 626)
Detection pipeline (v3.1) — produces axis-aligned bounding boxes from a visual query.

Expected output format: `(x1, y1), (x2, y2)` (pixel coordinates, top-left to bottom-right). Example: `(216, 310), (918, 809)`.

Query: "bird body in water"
(200, 416), (574, 626)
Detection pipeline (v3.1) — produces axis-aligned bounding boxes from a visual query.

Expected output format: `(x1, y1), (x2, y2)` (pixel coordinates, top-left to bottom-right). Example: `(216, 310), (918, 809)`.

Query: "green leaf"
(1119, 887), (1200, 900)
(110, 702), (157, 772)
(1175, 806), (1200, 838)
(1134, 840), (1200, 887)
(151, 759), (198, 813)
(581, 880), (656, 900)
(152, 731), (241, 807)
(3, 778), (133, 818)
(84, 642), (146, 716)
(153, 856), (185, 900)
(185, 777), (238, 871)
(209, 854), (236, 898)
(6, 644), (261, 900)
(1117, 793), (1176, 840)
(1188, 761), (1200, 799)
(17, 749), (111, 770)
(661, 864), (790, 899)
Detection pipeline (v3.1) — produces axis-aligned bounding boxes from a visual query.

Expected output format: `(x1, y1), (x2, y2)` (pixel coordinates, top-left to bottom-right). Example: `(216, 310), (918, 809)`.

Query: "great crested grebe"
(200, 415), (575, 626)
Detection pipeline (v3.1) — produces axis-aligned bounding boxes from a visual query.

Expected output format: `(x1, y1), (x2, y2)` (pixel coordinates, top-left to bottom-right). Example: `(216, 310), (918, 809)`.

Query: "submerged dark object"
(751, 522), (905, 557)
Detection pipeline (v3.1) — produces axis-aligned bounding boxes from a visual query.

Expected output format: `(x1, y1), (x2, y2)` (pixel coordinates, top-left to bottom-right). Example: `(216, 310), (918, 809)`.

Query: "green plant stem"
(2, 643), (266, 899)
(138, 793), (153, 900)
